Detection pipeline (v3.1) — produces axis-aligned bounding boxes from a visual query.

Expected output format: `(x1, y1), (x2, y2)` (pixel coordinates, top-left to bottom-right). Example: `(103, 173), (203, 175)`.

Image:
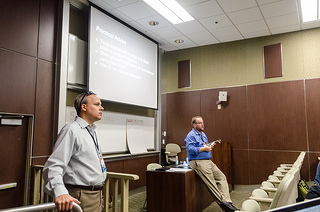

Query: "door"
(0, 115), (31, 209)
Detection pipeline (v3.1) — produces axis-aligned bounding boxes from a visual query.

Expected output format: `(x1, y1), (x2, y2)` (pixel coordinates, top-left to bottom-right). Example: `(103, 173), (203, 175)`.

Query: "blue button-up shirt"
(184, 128), (212, 160)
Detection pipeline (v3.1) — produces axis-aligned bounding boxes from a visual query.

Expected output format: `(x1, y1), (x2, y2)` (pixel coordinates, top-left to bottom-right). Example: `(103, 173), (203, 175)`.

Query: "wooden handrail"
(32, 166), (139, 212)
(104, 172), (139, 212)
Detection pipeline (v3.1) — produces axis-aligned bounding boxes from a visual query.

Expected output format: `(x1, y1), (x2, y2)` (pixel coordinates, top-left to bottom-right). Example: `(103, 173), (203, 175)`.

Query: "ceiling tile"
(90, 0), (113, 10)
(199, 14), (233, 30)
(218, 34), (244, 43)
(173, 20), (207, 34)
(266, 13), (300, 29)
(228, 7), (263, 24)
(236, 20), (269, 34)
(186, 0), (224, 19)
(187, 30), (219, 44)
(152, 26), (183, 39)
(116, 1), (155, 20)
(256, 0), (281, 5)
(210, 25), (244, 42)
(127, 21), (148, 34)
(88, 0), (319, 51)
(260, 0), (298, 19)
(161, 44), (179, 51)
(176, 0), (208, 7)
(270, 24), (300, 35)
(242, 30), (270, 39)
(217, 0), (257, 13)
(107, 9), (133, 23)
(195, 39), (220, 46)
(100, 0), (138, 8)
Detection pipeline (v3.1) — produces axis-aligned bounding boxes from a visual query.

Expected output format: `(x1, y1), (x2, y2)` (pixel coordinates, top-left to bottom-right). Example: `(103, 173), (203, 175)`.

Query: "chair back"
(165, 143), (181, 164)
(147, 163), (162, 170)
(269, 173), (294, 209)
(241, 199), (261, 212)
(165, 143), (181, 156)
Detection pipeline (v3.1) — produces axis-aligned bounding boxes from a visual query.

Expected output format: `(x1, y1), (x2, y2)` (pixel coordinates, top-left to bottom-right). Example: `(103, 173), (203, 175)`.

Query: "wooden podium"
(146, 142), (232, 212)
(146, 169), (213, 212)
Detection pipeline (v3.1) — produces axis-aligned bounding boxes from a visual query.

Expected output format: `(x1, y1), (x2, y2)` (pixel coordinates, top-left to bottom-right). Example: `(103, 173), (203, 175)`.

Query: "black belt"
(65, 184), (104, 191)
(189, 159), (210, 161)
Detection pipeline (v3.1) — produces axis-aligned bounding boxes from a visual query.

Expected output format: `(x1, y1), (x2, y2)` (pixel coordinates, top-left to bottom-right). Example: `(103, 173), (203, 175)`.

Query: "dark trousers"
(305, 184), (320, 200)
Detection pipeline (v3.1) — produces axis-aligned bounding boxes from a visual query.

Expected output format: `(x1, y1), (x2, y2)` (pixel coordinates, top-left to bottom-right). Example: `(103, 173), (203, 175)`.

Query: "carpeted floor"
(110, 186), (253, 212)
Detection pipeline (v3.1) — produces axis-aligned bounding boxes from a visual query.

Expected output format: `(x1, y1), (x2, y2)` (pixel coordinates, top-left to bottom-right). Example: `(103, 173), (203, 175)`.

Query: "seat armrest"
(280, 164), (293, 167)
(249, 196), (273, 203)
(260, 187), (277, 192)
(273, 174), (284, 178)
(267, 179), (281, 184)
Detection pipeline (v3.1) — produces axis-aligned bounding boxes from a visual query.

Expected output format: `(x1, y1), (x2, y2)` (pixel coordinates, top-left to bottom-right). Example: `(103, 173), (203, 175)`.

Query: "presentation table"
(146, 166), (214, 212)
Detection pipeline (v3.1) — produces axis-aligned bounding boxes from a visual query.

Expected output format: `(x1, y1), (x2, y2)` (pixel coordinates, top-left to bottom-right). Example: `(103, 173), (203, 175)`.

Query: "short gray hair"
(74, 91), (96, 116)
(191, 116), (202, 126)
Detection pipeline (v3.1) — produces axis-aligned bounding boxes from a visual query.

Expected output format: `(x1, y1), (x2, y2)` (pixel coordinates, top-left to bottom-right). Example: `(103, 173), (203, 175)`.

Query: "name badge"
(100, 157), (107, 172)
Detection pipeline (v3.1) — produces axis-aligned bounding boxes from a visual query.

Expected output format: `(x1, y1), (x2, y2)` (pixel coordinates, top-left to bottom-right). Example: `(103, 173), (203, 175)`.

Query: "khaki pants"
(67, 186), (103, 212)
(189, 159), (232, 204)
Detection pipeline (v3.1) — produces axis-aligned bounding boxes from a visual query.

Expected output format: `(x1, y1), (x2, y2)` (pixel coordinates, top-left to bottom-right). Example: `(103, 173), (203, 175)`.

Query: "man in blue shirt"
(185, 116), (238, 212)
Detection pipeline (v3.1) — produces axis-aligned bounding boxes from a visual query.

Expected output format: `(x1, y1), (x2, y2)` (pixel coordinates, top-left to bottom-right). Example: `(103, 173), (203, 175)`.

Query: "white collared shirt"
(43, 116), (107, 198)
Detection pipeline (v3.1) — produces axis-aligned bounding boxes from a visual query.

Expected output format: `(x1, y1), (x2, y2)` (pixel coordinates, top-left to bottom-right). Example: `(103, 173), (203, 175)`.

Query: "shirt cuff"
(53, 185), (69, 198)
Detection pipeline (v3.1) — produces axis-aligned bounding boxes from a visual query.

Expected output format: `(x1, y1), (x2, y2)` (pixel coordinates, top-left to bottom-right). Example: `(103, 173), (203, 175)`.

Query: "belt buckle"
(92, 185), (103, 191)
(92, 185), (99, 191)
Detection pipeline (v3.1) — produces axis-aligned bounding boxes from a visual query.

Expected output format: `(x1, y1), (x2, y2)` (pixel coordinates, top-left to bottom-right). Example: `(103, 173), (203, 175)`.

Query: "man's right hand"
(199, 145), (212, 153)
(55, 194), (81, 211)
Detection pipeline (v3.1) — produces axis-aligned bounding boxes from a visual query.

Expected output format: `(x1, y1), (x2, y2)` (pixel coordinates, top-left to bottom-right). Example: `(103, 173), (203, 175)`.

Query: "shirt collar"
(75, 116), (97, 131)
(192, 128), (202, 136)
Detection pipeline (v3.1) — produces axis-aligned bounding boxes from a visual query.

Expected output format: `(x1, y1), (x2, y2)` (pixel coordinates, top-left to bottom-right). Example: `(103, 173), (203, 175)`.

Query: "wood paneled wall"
(0, 0), (60, 156)
(0, 0), (60, 207)
(164, 78), (320, 185)
(106, 155), (159, 191)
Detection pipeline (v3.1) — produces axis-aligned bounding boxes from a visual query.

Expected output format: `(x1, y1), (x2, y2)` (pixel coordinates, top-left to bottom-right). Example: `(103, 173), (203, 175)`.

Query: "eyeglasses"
(79, 91), (95, 105)
(195, 122), (204, 125)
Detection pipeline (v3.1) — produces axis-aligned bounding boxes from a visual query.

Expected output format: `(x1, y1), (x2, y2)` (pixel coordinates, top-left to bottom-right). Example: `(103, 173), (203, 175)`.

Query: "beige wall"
(163, 27), (320, 93)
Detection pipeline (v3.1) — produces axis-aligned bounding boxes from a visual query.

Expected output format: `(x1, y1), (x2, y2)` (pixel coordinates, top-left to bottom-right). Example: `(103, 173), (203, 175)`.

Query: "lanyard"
(86, 126), (107, 173)
(199, 133), (207, 145)
(86, 127), (100, 153)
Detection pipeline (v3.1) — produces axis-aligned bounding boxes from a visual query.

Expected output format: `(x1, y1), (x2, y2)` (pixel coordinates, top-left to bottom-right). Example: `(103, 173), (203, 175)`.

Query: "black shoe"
(220, 202), (239, 212)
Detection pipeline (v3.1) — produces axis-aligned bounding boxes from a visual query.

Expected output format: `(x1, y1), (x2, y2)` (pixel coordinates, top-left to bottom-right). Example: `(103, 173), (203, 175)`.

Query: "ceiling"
(89, 0), (320, 52)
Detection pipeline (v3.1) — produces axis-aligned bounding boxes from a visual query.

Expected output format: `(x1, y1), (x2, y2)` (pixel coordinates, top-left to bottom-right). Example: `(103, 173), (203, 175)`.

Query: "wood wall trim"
(305, 78), (320, 151)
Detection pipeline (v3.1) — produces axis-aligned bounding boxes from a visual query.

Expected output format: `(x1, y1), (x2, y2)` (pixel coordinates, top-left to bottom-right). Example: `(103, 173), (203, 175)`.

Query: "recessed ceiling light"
(175, 39), (184, 43)
(148, 21), (159, 26)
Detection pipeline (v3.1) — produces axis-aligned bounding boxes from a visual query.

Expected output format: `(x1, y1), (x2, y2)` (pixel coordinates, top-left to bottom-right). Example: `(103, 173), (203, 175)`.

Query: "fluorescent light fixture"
(144, 0), (194, 24)
(300, 0), (318, 22)
(160, 0), (194, 22)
